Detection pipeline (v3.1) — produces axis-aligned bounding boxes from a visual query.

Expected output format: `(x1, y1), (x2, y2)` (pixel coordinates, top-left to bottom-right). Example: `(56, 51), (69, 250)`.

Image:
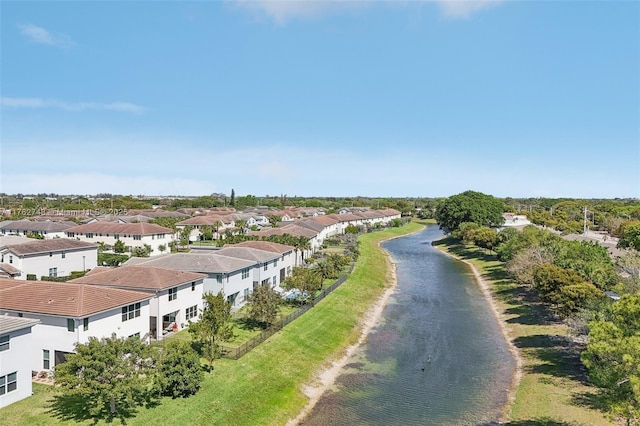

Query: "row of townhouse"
(64, 222), (174, 256)
(0, 238), (98, 280)
(0, 220), (77, 239)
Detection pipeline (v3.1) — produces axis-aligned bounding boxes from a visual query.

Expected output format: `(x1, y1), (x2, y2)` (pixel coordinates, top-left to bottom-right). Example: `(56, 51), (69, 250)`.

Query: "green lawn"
(433, 236), (614, 426)
(2, 222), (424, 426)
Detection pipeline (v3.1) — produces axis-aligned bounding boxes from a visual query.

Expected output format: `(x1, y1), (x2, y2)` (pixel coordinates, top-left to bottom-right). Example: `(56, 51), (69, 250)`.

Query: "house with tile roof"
(0, 316), (40, 408)
(175, 215), (234, 241)
(70, 266), (206, 340)
(64, 222), (174, 256)
(0, 220), (77, 239)
(214, 246), (287, 290)
(124, 252), (258, 309)
(0, 279), (152, 373)
(0, 239), (98, 280)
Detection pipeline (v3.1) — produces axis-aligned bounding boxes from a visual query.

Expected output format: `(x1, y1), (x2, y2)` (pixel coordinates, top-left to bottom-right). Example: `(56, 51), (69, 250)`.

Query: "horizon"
(2, 1), (639, 198)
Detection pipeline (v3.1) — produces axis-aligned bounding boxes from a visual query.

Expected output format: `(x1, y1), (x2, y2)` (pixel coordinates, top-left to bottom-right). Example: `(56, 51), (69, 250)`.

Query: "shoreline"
(434, 243), (523, 423)
(286, 231), (411, 426)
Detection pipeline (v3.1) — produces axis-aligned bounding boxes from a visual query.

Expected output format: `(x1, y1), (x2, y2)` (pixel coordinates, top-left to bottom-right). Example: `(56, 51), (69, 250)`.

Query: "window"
(168, 287), (178, 301)
(242, 268), (250, 279)
(122, 303), (141, 322)
(62, 251), (66, 259)
(217, 275), (222, 284)
(49, 267), (58, 277)
(86, 233), (93, 238)
(9, 255), (12, 264)
(191, 281), (196, 292)
(263, 263), (268, 271)
(0, 372), (18, 395)
(114, 234), (120, 240)
(83, 318), (89, 331)
(67, 318), (74, 332)
(243, 288), (249, 298)
(185, 305), (198, 320)
(273, 259), (278, 267)
(133, 235), (142, 241)
(67, 232), (75, 237)
(43, 350), (50, 370)
(17, 313), (23, 318)
(273, 275), (277, 286)
(49, 252), (53, 257)
(0, 335), (9, 352)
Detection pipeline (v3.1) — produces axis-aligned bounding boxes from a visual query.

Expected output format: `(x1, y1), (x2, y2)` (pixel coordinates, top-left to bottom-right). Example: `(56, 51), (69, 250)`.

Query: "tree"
(179, 226), (193, 248)
(506, 245), (555, 288)
(554, 240), (617, 289)
(188, 292), (234, 368)
(281, 267), (323, 303)
(533, 264), (603, 316)
(113, 239), (126, 254)
(581, 295), (640, 426)
(246, 284), (282, 328)
(156, 340), (204, 398)
(618, 221), (640, 251)
(472, 226), (498, 252)
(158, 244), (166, 253)
(53, 334), (158, 422)
(435, 190), (505, 234)
(230, 188), (235, 207)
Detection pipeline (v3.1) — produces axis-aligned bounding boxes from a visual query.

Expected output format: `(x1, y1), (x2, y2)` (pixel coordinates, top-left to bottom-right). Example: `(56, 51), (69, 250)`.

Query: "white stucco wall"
(2, 247), (98, 280)
(0, 326), (35, 408)
(69, 233), (173, 256)
(151, 279), (203, 340)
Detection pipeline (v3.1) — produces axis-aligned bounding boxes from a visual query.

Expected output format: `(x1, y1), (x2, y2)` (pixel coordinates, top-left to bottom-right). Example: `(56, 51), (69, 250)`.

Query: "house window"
(168, 287), (178, 301)
(191, 282), (196, 292)
(86, 233), (93, 238)
(114, 234), (120, 240)
(243, 288), (249, 298)
(67, 232), (75, 237)
(49, 252), (53, 257)
(83, 318), (89, 331)
(0, 372), (18, 395)
(62, 251), (66, 259)
(217, 275), (222, 284)
(185, 305), (198, 320)
(49, 268), (58, 277)
(67, 318), (74, 332)
(122, 303), (141, 321)
(43, 350), (50, 370)
(133, 235), (142, 241)
(9, 255), (12, 264)
(0, 335), (9, 352)
(242, 268), (249, 279)
(263, 263), (268, 271)
(273, 275), (277, 286)
(273, 259), (278, 267)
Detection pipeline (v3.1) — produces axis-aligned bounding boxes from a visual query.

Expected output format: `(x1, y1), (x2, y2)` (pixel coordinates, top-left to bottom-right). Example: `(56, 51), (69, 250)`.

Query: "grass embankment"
(433, 236), (614, 426)
(2, 222), (423, 426)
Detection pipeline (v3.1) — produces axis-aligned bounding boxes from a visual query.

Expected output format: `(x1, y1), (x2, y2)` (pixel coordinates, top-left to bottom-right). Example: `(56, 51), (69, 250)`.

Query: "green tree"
(472, 226), (498, 252)
(156, 340), (204, 398)
(555, 240), (617, 289)
(533, 264), (603, 316)
(230, 188), (235, 207)
(618, 221), (640, 251)
(188, 292), (234, 368)
(179, 226), (193, 248)
(53, 334), (158, 422)
(113, 239), (127, 254)
(246, 284), (282, 328)
(581, 295), (640, 426)
(281, 266), (323, 303)
(435, 190), (505, 234)
(158, 244), (167, 254)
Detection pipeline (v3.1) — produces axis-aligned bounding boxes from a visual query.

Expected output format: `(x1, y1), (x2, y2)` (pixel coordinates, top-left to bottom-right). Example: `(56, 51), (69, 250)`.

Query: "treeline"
(435, 190), (640, 425)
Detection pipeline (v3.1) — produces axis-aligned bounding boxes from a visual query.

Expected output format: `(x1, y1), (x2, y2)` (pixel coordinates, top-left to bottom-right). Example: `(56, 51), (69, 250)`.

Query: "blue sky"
(1, 0), (638, 198)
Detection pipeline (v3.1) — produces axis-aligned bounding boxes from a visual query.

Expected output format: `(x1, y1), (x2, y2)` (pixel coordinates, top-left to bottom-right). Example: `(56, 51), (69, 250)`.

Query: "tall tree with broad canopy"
(246, 284), (282, 328)
(618, 221), (640, 252)
(156, 340), (204, 398)
(281, 266), (323, 303)
(581, 295), (640, 426)
(188, 291), (234, 368)
(435, 190), (505, 234)
(53, 334), (158, 422)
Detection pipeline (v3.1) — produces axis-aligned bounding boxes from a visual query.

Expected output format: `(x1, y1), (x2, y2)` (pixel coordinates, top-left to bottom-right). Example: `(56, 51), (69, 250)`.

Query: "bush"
(156, 340), (204, 398)
(26, 274), (37, 280)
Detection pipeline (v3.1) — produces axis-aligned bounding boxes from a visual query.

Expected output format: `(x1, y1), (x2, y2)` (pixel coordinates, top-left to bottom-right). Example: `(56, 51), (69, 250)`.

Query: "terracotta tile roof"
(176, 215), (230, 226)
(0, 279), (152, 317)
(308, 216), (339, 226)
(215, 247), (280, 263)
(0, 220), (77, 232)
(225, 241), (294, 254)
(65, 222), (173, 235)
(294, 220), (326, 233)
(5, 239), (97, 256)
(248, 224), (317, 239)
(0, 263), (21, 275)
(69, 265), (206, 291)
(327, 213), (365, 222)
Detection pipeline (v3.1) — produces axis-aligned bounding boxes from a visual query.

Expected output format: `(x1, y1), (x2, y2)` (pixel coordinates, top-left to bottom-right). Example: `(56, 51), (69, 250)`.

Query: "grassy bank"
(433, 236), (614, 426)
(2, 222), (423, 426)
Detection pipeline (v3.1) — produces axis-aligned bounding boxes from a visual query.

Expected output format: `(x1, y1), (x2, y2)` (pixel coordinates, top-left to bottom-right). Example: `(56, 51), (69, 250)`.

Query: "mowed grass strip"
(433, 236), (614, 426)
(2, 222), (423, 426)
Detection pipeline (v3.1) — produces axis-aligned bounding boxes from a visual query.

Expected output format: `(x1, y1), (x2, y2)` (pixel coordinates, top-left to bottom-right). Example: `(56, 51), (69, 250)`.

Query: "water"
(302, 225), (516, 425)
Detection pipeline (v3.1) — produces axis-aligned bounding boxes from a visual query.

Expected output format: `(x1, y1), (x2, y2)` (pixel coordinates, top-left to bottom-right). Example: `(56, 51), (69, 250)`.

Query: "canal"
(302, 225), (516, 425)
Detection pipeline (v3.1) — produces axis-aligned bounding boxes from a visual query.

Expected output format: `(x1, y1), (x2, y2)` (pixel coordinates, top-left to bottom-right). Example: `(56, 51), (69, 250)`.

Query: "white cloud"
(230, 0), (503, 23)
(435, 0), (504, 19)
(0, 97), (147, 114)
(18, 23), (76, 48)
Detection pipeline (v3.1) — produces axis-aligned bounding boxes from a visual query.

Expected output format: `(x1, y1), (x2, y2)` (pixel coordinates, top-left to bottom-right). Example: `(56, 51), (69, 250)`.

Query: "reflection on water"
(302, 225), (515, 425)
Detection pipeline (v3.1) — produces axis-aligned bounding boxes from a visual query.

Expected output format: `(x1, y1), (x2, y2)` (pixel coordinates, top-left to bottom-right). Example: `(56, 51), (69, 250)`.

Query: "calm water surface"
(302, 225), (515, 425)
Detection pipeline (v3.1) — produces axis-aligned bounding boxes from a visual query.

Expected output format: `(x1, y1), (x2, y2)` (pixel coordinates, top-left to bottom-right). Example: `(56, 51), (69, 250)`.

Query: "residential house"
(0, 316), (40, 408)
(70, 266), (206, 340)
(175, 215), (234, 241)
(0, 279), (152, 373)
(124, 252), (257, 309)
(64, 222), (174, 256)
(0, 220), (77, 239)
(0, 239), (98, 280)
(224, 241), (296, 283)
(214, 246), (286, 290)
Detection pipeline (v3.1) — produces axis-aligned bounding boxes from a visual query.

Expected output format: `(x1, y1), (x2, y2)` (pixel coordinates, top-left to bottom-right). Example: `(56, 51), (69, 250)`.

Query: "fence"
(219, 263), (355, 360)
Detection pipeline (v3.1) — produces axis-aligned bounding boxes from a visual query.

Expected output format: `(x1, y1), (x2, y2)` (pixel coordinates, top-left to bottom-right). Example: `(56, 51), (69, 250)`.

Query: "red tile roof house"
(175, 215), (234, 242)
(64, 222), (174, 256)
(69, 266), (206, 340)
(0, 316), (40, 408)
(0, 279), (152, 374)
(0, 220), (77, 239)
(0, 239), (98, 280)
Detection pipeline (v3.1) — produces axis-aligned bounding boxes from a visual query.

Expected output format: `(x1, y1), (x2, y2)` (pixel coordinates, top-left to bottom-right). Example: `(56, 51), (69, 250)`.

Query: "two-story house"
(64, 222), (174, 256)
(0, 316), (40, 408)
